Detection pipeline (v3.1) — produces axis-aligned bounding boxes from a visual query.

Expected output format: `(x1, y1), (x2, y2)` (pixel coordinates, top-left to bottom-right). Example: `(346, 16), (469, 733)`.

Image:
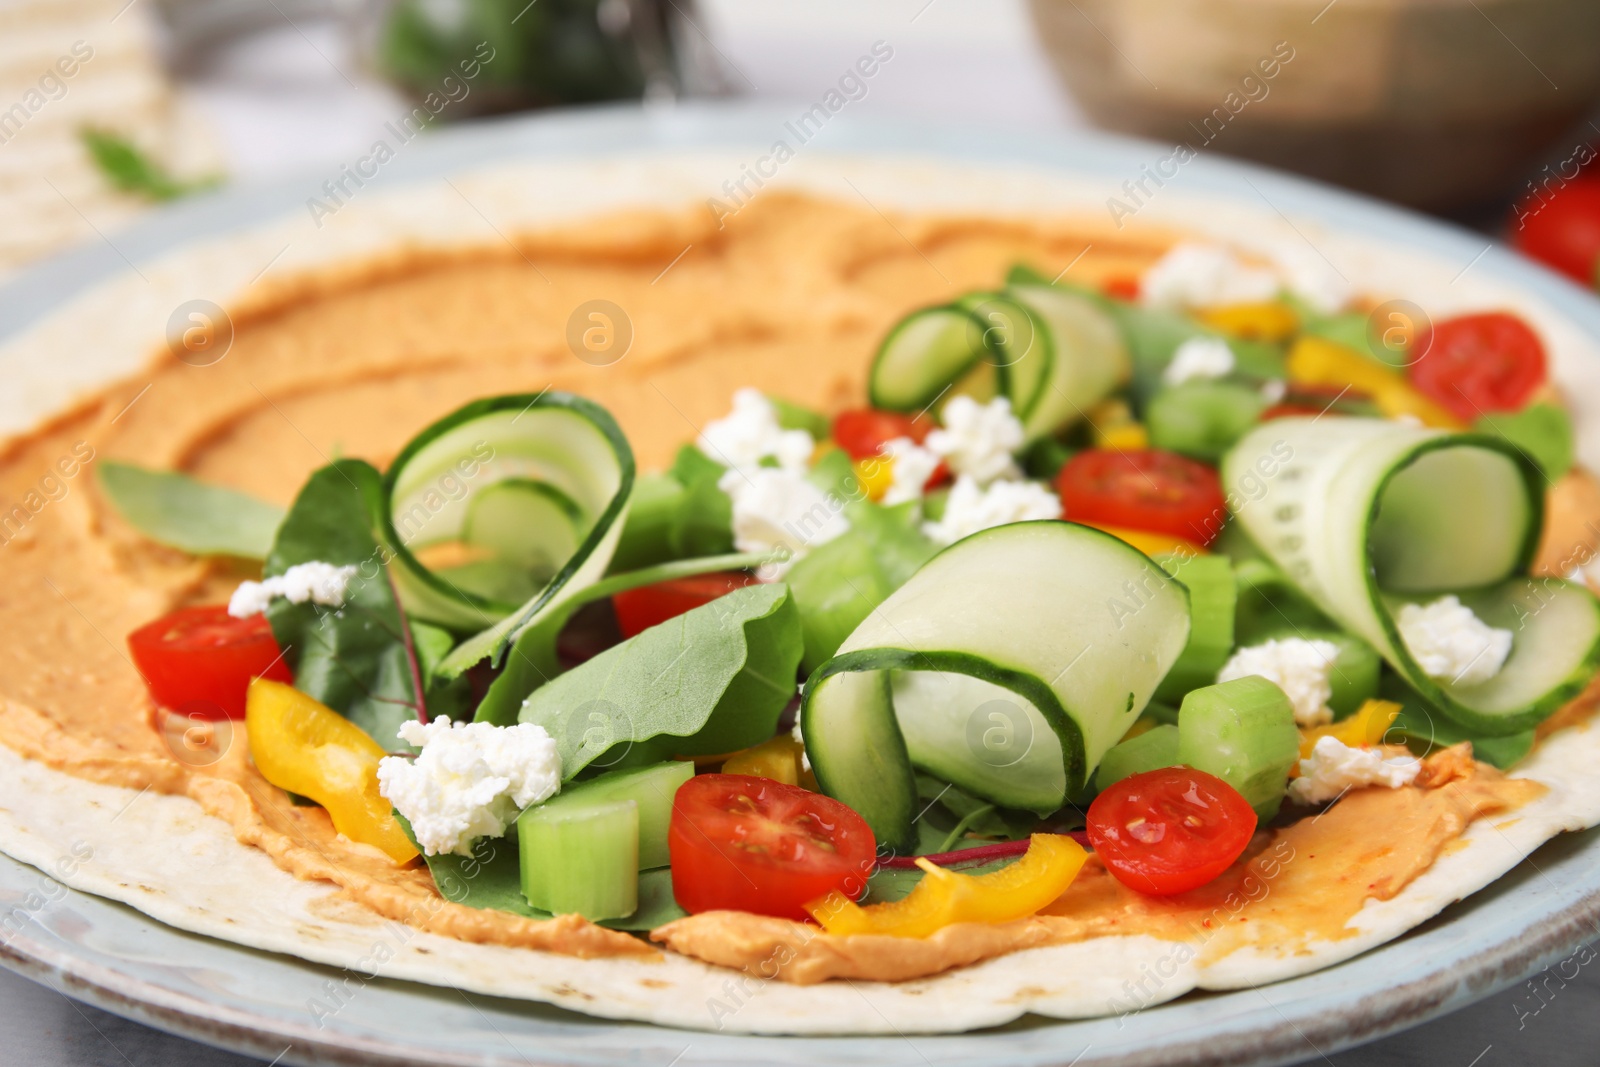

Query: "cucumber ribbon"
(1224, 417), (1600, 736)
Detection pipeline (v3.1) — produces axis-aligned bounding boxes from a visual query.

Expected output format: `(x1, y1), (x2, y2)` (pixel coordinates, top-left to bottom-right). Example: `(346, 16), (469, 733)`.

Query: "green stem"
(934, 804), (996, 855)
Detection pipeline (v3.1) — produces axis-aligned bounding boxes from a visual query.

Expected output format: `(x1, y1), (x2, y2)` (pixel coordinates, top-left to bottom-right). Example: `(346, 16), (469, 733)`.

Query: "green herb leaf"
(515, 582), (802, 776)
(81, 129), (221, 202)
(417, 826), (685, 930)
(667, 444), (734, 558)
(1475, 403), (1574, 484)
(263, 460), (427, 749)
(97, 461), (286, 559)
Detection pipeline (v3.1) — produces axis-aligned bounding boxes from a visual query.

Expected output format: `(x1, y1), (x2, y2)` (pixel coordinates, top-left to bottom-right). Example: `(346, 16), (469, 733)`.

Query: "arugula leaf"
(81, 129), (222, 201)
(514, 583), (802, 775)
(419, 828), (685, 930)
(1475, 403), (1574, 484)
(263, 460), (428, 749)
(667, 444), (734, 558)
(97, 461), (285, 559)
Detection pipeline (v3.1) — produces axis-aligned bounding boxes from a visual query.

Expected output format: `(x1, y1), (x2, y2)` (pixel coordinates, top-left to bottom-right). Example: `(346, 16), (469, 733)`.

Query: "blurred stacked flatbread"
(0, 0), (221, 276)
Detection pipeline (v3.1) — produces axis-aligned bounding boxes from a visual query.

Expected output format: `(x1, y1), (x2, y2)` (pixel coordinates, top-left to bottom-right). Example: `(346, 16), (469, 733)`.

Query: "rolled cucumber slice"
(868, 305), (988, 412)
(1005, 284), (1131, 442)
(802, 521), (1190, 851)
(957, 292), (1048, 419)
(383, 393), (633, 652)
(1224, 417), (1599, 735)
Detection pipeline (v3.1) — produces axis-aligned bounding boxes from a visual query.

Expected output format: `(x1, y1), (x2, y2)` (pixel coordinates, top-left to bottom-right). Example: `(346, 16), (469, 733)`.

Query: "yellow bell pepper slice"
(245, 678), (418, 864)
(721, 733), (806, 786)
(1286, 336), (1465, 429)
(1096, 422), (1150, 450)
(1197, 301), (1299, 342)
(853, 457), (895, 502)
(1081, 521), (1207, 559)
(1298, 698), (1402, 759)
(805, 833), (1088, 939)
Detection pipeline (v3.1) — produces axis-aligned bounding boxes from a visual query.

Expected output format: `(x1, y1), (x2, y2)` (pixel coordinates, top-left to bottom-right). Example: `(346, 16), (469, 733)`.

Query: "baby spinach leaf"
(419, 827), (685, 930)
(82, 129), (222, 201)
(97, 461), (285, 559)
(513, 583), (802, 775)
(263, 460), (425, 749)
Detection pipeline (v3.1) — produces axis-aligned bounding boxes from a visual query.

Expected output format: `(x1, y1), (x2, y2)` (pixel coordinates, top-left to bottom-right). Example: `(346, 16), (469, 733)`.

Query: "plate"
(4, 102), (1600, 1066)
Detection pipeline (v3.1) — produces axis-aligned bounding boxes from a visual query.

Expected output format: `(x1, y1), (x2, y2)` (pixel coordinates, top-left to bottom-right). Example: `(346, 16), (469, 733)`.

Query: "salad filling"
(1, 194), (1595, 988)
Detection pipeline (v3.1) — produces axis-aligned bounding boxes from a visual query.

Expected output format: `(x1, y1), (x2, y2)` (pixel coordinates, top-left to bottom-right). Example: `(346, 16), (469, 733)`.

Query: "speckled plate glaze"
(5, 103), (1600, 1067)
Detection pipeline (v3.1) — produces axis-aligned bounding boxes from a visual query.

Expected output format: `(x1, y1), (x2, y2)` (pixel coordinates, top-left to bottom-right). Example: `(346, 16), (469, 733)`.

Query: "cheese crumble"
(228, 561), (358, 619)
(1287, 735), (1420, 805)
(1396, 595), (1513, 686)
(377, 717), (562, 857)
(922, 475), (1061, 546)
(1217, 637), (1342, 727)
(926, 395), (1025, 486)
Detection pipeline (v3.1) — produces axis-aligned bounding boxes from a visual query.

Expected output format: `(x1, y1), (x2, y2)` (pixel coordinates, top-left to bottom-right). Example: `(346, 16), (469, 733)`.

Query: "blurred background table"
(4, 0), (1600, 1063)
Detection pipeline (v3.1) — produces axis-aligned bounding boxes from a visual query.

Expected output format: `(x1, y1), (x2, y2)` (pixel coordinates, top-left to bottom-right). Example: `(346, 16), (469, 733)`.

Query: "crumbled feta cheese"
(719, 465), (848, 574)
(1396, 595), (1513, 686)
(697, 388), (814, 474)
(881, 436), (941, 506)
(1287, 735), (1420, 805)
(1163, 336), (1236, 386)
(1217, 637), (1341, 727)
(1259, 379), (1288, 405)
(926, 396), (1025, 485)
(791, 720), (810, 773)
(922, 475), (1061, 546)
(376, 717), (562, 857)
(1275, 248), (1354, 315)
(228, 561), (359, 619)
(1140, 243), (1280, 310)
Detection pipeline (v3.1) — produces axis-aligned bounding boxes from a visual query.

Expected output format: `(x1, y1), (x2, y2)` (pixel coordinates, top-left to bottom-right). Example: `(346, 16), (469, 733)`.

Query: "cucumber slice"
(1153, 553), (1237, 704)
(1005, 284), (1131, 442)
(869, 305), (988, 412)
(1176, 676), (1300, 821)
(1224, 417), (1599, 735)
(1383, 675), (1536, 770)
(1095, 724), (1179, 792)
(383, 393), (635, 632)
(802, 520), (1190, 850)
(957, 293), (1048, 418)
(518, 797), (638, 921)
(533, 761), (693, 870)
(462, 478), (583, 572)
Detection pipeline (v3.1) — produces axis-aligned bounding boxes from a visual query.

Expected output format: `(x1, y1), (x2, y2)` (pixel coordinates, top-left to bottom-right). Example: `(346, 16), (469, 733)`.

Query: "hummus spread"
(0, 193), (1583, 979)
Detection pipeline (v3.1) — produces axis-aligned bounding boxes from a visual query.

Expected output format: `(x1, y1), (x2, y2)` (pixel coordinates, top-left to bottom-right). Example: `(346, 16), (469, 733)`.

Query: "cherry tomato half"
(1086, 766), (1257, 896)
(831, 408), (933, 460)
(611, 572), (758, 639)
(668, 773), (877, 920)
(1407, 312), (1547, 421)
(1057, 448), (1228, 546)
(1511, 176), (1600, 288)
(1103, 275), (1142, 302)
(127, 605), (293, 719)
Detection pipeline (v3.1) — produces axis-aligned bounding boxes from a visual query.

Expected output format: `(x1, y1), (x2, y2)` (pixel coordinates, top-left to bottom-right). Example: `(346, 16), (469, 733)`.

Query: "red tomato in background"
(1512, 177), (1600, 288)
(1087, 767), (1257, 896)
(831, 408), (932, 460)
(127, 605), (293, 719)
(1103, 276), (1142, 302)
(1407, 312), (1547, 421)
(668, 773), (877, 920)
(612, 572), (758, 639)
(1056, 448), (1228, 546)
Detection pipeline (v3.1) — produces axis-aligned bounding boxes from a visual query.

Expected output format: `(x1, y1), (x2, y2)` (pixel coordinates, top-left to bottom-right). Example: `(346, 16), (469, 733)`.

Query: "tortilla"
(2, 154), (1599, 1035)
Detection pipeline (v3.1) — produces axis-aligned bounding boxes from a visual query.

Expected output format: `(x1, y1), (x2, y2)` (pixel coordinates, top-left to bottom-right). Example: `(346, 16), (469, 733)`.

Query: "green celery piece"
(516, 583), (803, 774)
(519, 798), (639, 921)
(1095, 724), (1180, 792)
(404, 816), (686, 930)
(768, 395), (831, 439)
(531, 761), (693, 869)
(1154, 554), (1237, 703)
(1143, 702), (1180, 726)
(97, 461), (285, 559)
(1177, 675), (1300, 821)
(609, 472), (688, 573)
(1246, 626), (1381, 718)
(1474, 403), (1574, 484)
(1146, 380), (1267, 463)
(262, 459), (422, 750)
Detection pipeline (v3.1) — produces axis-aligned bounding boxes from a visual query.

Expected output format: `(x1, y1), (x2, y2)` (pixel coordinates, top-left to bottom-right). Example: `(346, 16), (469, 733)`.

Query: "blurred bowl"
(1028, 0), (1600, 212)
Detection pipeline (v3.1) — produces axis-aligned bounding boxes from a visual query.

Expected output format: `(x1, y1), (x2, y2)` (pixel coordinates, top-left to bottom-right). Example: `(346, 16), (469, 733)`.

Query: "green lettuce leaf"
(97, 461), (285, 559)
(514, 582), (802, 776)
(263, 460), (435, 749)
